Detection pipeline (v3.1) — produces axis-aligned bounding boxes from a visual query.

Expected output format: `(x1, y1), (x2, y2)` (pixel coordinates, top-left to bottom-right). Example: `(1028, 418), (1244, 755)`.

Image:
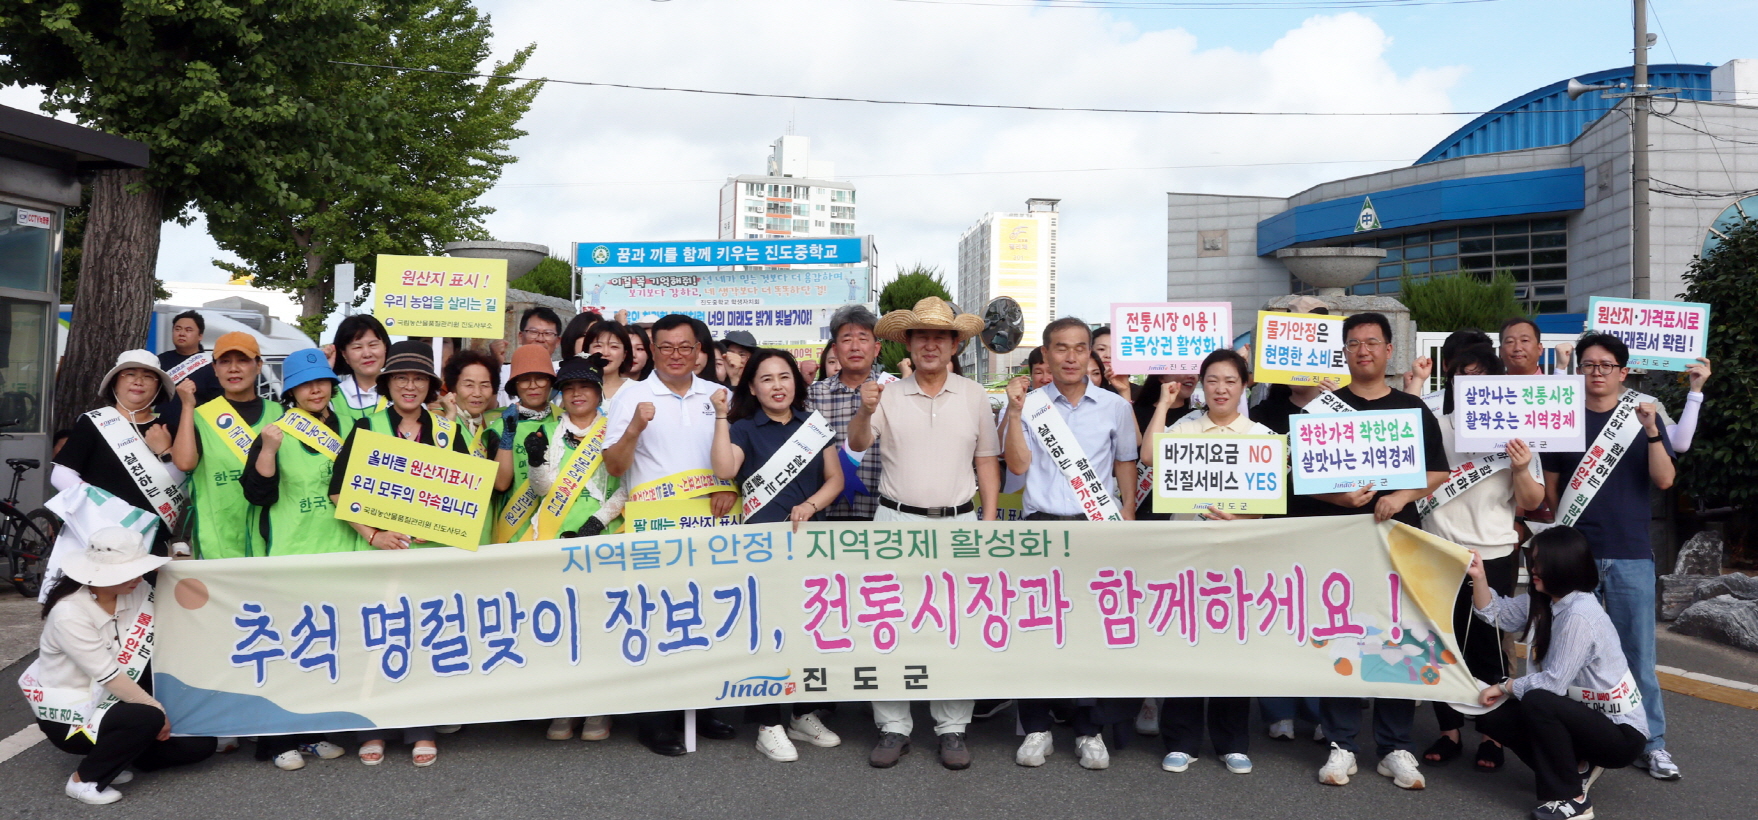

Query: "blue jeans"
(1597, 558), (1665, 752)
(1320, 698), (1415, 758)
(1259, 697), (1321, 724)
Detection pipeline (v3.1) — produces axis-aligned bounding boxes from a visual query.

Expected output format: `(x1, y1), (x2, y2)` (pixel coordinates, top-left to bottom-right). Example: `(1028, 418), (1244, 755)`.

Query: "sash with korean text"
(165, 352), (212, 384)
(528, 417), (608, 541)
(622, 469), (741, 533)
(1552, 390), (1651, 528)
(86, 407), (184, 528)
(275, 409), (343, 461)
(195, 397), (259, 467)
(18, 589), (154, 742)
(740, 412), (834, 521)
(1024, 390), (1123, 521)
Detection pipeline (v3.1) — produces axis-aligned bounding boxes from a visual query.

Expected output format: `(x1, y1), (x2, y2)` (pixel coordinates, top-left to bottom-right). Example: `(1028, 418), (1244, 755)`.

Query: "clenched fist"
(176, 377), (199, 407)
(710, 388), (730, 417)
(858, 382), (883, 415)
(1006, 376), (1030, 411)
(259, 424), (284, 449)
(630, 402), (657, 432)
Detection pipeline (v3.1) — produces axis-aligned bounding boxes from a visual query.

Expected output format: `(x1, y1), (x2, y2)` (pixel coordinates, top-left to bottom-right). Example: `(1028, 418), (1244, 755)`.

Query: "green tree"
(510, 256), (574, 301)
(1653, 216), (1758, 520)
(1398, 271), (1528, 333)
(0, 0), (382, 431)
(206, 0), (542, 339)
(876, 264), (953, 373)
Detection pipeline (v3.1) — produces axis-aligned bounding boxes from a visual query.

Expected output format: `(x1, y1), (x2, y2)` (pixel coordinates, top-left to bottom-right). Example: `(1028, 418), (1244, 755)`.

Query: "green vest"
(263, 415), (364, 556)
(330, 390), (385, 433)
(552, 436), (623, 537)
(494, 408), (557, 520)
(192, 398), (284, 559)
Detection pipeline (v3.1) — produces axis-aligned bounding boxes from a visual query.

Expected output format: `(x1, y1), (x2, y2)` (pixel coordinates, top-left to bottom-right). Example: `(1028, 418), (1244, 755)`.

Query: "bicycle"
(0, 456), (56, 597)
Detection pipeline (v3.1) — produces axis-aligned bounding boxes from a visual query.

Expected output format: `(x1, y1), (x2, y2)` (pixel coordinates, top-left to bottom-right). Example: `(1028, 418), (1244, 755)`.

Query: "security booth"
(0, 104), (149, 508)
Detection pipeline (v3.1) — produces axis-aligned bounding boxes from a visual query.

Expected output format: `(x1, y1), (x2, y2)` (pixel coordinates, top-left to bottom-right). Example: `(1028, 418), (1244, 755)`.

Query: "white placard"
(1109, 302), (1232, 375)
(1451, 375), (1586, 453)
(1587, 296), (1710, 372)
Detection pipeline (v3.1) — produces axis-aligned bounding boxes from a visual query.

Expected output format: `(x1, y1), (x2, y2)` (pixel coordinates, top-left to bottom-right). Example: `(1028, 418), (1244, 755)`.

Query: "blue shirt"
(1541, 405), (1673, 561)
(1016, 384), (1138, 517)
(731, 409), (830, 524)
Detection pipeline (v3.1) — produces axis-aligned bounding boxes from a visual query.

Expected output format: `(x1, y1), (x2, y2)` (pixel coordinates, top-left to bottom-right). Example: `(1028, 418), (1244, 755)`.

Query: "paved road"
(2, 647), (1755, 820)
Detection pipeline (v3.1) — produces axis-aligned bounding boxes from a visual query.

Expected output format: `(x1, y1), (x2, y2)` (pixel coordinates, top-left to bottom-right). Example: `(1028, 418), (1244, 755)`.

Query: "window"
(765, 217), (791, 231)
(745, 200), (763, 214)
(1308, 216), (1569, 313)
(796, 187), (810, 199)
(793, 219), (809, 232)
(830, 206), (855, 220)
(0, 298), (48, 432)
(744, 216), (763, 229)
(745, 183), (765, 196)
(829, 189), (855, 203)
(829, 222), (855, 236)
(0, 205), (53, 292)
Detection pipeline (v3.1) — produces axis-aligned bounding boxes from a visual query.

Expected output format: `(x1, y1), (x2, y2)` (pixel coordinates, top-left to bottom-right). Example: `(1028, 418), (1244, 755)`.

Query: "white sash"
(1304, 390), (1355, 415)
(87, 407), (185, 528)
(1024, 390), (1123, 521)
(1421, 389), (1444, 415)
(18, 589), (155, 742)
(1567, 670), (1643, 717)
(1135, 406), (1204, 510)
(1416, 452), (1542, 517)
(1552, 390), (1650, 528)
(165, 352), (212, 384)
(740, 411), (835, 520)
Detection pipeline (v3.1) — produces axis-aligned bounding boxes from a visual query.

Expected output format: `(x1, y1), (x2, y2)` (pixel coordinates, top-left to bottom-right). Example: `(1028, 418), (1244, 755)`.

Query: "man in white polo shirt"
(848, 296), (1000, 771)
(603, 313), (741, 757)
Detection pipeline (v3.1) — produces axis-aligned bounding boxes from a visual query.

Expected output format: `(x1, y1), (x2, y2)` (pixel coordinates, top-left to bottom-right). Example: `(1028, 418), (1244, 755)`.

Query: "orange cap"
(506, 343), (555, 395)
(213, 331), (260, 360)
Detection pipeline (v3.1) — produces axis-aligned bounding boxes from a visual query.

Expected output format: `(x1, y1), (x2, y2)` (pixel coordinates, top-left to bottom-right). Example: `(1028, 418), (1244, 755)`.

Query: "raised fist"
(859, 382), (883, 415)
(259, 424), (284, 448)
(525, 428), (549, 467)
(631, 401), (657, 432)
(1006, 376), (1030, 410)
(710, 388), (730, 417)
(176, 377), (198, 406)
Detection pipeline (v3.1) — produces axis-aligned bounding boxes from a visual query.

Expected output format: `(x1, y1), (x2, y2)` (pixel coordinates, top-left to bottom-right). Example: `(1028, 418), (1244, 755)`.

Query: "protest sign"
(1152, 433), (1286, 515)
(575, 238), (864, 268)
(374, 255), (506, 338)
(1451, 375), (1586, 453)
(1253, 312), (1352, 387)
(580, 268), (871, 311)
(152, 517), (1479, 737)
(1290, 409), (1427, 494)
(1109, 303), (1232, 375)
(335, 430), (496, 550)
(1587, 296), (1710, 371)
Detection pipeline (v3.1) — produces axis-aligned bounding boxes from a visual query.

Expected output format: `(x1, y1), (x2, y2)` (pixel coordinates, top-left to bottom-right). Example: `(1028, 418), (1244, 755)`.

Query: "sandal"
(358, 741), (385, 766)
(1475, 739), (1504, 773)
(1422, 734), (1462, 764)
(413, 742), (438, 768)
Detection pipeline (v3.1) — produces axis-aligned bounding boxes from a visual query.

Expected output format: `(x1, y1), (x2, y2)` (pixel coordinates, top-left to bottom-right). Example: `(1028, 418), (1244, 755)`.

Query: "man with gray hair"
(806, 304), (895, 521)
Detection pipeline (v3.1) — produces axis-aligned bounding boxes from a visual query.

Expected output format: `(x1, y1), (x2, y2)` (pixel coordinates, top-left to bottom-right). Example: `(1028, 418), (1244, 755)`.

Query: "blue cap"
(280, 348), (339, 397)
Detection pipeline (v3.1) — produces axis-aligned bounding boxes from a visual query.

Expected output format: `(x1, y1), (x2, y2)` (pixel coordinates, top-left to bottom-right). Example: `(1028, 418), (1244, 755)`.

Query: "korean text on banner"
(1253, 312), (1352, 387)
(374, 255), (508, 339)
(575, 239), (864, 268)
(1452, 375), (1586, 453)
(1110, 303), (1232, 375)
(580, 268), (872, 312)
(1587, 296), (1711, 372)
(1291, 409), (1427, 494)
(150, 516), (1479, 737)
(335, 430), (496, 550)
(1152, 433), (1286, 515)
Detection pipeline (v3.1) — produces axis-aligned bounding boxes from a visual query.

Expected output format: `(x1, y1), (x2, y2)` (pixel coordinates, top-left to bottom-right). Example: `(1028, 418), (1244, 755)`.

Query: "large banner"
(153, 517), (1478, 737)
(574, 239), (864, 268)
(374, 255), (507, 338)
(580, 268), (872, 311)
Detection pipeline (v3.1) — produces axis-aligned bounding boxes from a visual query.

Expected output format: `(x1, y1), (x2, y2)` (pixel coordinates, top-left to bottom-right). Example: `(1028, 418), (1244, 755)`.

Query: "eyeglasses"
(522, 329), (558, 340)
(1344, 339), (1387, 350)
(655, 343), (700, 357)
(1579, 362), (1622, 374)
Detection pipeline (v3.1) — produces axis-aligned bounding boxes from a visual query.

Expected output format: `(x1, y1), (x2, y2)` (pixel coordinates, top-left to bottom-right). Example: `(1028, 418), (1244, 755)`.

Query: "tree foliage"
(511, 256), (574, 301)
(1653, 216), (1758, 510)
(876, 264), (953, 373)
(1398, 271), (1528, 334)
(205, 0), (542, 337)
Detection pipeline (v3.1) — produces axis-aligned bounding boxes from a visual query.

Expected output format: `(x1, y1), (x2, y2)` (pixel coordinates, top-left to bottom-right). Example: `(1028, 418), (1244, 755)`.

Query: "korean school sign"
(574, 238), (864, 269)
(374, 255), (508, 338)
(1109, 303), (1232, 375)
(152, 517), (1480, 737)
(1587, 296), (1711, 372)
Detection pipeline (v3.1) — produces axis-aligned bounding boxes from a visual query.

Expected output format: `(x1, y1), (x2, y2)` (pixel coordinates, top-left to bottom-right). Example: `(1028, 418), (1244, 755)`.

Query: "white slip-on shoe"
(273, 750), (306, 771)
(65, 776), (121, 805)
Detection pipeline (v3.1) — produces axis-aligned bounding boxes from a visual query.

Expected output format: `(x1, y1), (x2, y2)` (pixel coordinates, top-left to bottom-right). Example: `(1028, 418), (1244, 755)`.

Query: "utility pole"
(1631, 0), (1651, 300)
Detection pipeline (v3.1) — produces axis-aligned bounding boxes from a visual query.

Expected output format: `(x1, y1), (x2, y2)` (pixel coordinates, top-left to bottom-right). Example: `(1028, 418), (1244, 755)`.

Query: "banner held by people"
(1452, 375), (1586, 453)
(1253, 312), (1352, 387)
(335, 429), (496, 551)
(151, 516), (1479, 738)
(1290, 409), (1428, 494)
(1152, 433), (1286, 515)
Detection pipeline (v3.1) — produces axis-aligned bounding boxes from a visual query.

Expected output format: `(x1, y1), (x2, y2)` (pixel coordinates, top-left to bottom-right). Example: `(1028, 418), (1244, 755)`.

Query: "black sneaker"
(938, 732), (971, 770)
(1531, 795), (1593, 820)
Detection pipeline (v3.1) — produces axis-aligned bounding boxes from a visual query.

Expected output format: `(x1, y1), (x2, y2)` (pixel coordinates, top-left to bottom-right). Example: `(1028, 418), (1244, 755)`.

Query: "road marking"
(0, 724), (45, 765)
(1657, 665), (1758, 710)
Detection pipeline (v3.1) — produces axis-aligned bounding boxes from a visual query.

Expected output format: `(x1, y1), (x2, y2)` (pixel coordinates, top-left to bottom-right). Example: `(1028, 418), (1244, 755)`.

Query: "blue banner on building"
(580, 268), (871, 311)
(574, 238), (864, 268)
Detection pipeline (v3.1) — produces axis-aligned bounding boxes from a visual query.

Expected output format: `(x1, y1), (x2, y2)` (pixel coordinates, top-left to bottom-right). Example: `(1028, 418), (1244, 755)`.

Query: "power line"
(330, 60), (1610, 119)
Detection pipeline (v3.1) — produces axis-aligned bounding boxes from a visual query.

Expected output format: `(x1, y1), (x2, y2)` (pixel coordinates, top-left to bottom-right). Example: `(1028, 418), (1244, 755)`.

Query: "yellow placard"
(336, 429), (496, 550)
(1252, 311), (1353, 388)
(374, 254), (508, 339)
(622, 497), (742, 533)
(1152, 433), (1287, 516)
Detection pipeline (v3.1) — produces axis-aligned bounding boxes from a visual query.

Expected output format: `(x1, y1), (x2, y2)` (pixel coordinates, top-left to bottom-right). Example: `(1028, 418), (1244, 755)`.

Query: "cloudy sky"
(6, 0), (1755, 325)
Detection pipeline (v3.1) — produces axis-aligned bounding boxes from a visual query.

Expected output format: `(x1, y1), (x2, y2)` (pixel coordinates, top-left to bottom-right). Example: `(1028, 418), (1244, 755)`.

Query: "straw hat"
(873, 296), (983, 345)
(58, 527), (168, 587)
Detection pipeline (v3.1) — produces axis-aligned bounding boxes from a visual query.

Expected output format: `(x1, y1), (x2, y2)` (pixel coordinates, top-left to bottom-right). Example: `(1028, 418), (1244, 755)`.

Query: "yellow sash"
(274, 408), (342, 461)
(527, 417), (607, 541)
(622, 469), (740, 533)
(195, 397), (261, 466)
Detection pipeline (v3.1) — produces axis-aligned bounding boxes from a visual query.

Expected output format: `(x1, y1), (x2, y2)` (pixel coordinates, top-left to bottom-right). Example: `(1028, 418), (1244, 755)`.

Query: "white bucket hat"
(98, 349), (175, 403)
(58, 527), (169, 587)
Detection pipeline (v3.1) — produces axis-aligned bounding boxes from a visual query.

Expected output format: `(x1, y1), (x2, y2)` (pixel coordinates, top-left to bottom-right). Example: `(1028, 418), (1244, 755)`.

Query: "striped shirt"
(805, 365), (886, 520)
(1474, 590), (1650, 735)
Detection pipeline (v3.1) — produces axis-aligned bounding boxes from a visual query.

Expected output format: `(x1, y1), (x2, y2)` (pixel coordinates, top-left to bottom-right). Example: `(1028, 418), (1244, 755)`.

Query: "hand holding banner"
(1152, 433), (1286, 515)
(1452, 375), (1586, 453)
(336, 430), (496, 550)
(1291, 409), (1427, 494)
(1587, 296), (1710, 371)
(1109, 303), (1231, 375)
(1254, 312), (1352, 387)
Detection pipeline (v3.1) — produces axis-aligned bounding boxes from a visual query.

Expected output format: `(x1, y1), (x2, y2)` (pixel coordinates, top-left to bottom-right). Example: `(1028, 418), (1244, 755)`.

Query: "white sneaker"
(545, 717), (576, 740)
(1318, 743), (1357, 786)
(300, 741), (345, 760)
(1376, 749), (1426, 790)
(1076, 734), (1110, 770)
(110, 770), (133, 785)
(1268, 719), (1295, 740)
(580, 715), (611, 742)
(1314, 725), (1327, 743)
(215, 736), (241, 754)
(787, 713), (842, 748)
(1223, 753), (1253, 774)
(273, 749), (306, 771)
(1015, 731), (1053, 767)
(1639, 749), (1681, 780)
(1135, 698), (1161, 736)
(755, 724), (799, 762)
(65, 775), (121, 805)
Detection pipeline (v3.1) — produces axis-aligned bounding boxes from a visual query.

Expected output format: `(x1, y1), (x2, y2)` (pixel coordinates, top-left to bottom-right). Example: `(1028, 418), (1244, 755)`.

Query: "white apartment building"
(718, 136), (857, 247)
(957, 198), (1059, 379)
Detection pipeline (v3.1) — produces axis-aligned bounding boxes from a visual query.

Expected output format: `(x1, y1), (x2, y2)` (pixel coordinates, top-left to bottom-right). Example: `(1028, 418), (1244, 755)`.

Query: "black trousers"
(1436, 550), (1518, 732)
(1475, 689), (1646, 802)
(41, 703), (214, 789)
(1161, 697), (1251, 756)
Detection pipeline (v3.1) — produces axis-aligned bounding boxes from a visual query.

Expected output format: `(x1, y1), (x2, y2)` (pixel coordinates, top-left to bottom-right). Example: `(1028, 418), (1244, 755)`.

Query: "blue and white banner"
(580, 268), (872, 311)
(574, 239), (864, 268)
